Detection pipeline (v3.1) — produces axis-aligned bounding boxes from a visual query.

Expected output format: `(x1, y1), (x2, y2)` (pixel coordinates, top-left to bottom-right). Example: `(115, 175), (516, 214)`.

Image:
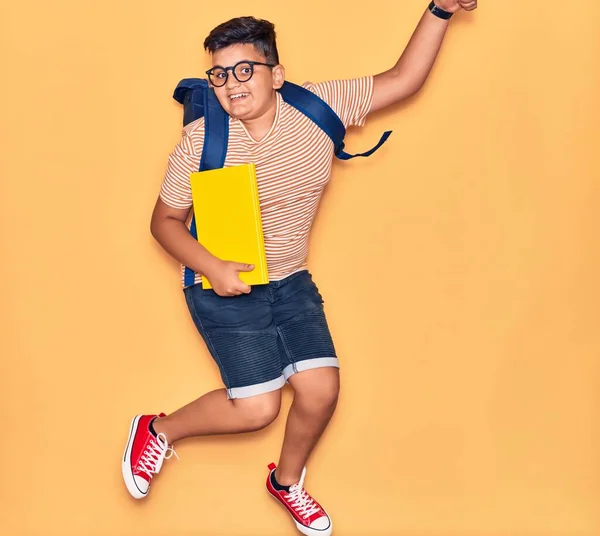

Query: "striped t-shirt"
(159, 76), (374, 287)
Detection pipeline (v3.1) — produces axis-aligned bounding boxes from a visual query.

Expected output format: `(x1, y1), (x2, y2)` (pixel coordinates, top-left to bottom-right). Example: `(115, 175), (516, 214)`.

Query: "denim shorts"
(183, 269), (339, 399)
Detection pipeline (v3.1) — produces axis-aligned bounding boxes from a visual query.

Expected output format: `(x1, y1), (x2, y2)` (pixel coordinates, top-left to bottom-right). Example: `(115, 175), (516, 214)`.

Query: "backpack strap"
(172, 78), (229, 168)
(174, 79), (230, 287)
(278, 81), (392, 160)
(199, 85), (229, 171)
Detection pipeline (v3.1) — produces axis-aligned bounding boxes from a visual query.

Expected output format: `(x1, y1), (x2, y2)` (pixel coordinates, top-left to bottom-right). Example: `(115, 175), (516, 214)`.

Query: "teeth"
(230, 93), (248, 100)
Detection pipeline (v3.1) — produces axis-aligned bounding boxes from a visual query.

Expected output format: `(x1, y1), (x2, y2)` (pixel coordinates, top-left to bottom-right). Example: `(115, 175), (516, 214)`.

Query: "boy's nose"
(225, 73), (241, 90)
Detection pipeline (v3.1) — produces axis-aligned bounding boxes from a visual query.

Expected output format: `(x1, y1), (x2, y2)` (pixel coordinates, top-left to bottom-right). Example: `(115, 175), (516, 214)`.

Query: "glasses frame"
(205, 60), (276, 87)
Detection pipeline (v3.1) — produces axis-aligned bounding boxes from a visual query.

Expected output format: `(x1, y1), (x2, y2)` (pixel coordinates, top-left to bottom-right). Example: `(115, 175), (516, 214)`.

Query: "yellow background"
(2, 0), (599, 535)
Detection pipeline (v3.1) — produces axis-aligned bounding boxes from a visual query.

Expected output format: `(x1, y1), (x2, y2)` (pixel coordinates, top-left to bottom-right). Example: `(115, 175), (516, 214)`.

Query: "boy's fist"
(433, 0), (478, 14)
(205, 260), (255, 297)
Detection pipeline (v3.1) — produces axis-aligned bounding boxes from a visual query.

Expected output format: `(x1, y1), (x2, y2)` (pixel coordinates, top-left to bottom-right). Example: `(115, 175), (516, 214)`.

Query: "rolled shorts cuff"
(283, 357), (340, 381)
(226, 375), (286, 400)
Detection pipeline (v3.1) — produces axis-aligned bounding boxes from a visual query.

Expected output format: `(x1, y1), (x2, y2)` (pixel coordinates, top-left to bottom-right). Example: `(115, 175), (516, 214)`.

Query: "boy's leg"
(122, 282), (286, 499)
(274, 367), (339, 485)
(270, 271), (341, 483)
(159, 283), (287, 442)
(264, 270), (338, 536)
(153, 388), (281, 443)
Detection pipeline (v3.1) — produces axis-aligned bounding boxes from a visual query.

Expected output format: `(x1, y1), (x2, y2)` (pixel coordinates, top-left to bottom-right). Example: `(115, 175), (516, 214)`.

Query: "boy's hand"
(433, 0), (478, 13)
(204, 260), (255, 297)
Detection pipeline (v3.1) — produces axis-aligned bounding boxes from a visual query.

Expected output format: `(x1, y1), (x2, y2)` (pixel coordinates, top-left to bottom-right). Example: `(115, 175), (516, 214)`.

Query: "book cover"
(189, 163), (268, 290)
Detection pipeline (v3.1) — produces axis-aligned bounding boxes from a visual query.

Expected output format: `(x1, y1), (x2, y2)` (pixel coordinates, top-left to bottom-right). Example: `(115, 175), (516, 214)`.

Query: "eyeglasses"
(205, 60), (276, 87)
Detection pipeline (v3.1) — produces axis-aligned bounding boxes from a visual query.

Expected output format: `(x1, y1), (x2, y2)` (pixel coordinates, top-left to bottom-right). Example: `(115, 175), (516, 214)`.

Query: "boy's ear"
(272, 64), (285, 90)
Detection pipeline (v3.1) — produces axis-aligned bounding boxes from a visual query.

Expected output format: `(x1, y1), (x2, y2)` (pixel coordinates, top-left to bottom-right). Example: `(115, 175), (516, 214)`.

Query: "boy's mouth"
(229, 92), (249, 102)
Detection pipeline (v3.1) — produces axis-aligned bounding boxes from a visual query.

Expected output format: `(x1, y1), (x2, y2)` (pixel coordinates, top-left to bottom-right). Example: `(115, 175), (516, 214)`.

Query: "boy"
(122, 2), (477, 535)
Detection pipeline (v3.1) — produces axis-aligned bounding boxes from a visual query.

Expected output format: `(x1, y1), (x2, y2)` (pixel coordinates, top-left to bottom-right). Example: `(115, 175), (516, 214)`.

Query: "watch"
(428, 1), (454, 20)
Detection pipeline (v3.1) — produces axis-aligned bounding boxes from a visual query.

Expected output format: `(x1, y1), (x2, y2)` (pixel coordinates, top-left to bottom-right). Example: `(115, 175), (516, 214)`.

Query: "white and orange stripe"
(159, 77), (374, 287)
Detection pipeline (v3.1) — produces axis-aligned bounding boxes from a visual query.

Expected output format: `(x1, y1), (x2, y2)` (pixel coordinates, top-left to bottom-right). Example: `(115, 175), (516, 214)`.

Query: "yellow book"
(189, 163), (268, 290)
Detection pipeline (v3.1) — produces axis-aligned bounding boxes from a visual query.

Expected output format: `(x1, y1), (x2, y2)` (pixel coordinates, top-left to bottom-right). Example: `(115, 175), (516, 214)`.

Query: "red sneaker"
(122, 413), (178, 499)
(266, 462), (332, 536)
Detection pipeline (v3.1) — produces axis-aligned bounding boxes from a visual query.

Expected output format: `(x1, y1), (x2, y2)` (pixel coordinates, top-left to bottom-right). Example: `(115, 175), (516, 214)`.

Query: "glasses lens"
(209, 68), (227, 86)
(234, 62), (254, 82)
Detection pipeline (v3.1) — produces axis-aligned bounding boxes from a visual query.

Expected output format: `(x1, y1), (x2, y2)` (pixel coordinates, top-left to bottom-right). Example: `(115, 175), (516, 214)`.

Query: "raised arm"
(371, 0), (477, 114)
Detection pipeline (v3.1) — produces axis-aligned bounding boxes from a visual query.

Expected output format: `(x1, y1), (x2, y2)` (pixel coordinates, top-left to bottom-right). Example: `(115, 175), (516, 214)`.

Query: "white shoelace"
(285, 468), (321, 519)
(137, 432), (179, 479)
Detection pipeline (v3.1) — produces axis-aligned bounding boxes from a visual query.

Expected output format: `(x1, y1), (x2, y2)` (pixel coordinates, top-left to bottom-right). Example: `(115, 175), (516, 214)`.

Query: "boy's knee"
(313, 381), (340, 410)
(233, 390), (282, 431)
(296, 369), (340, 411)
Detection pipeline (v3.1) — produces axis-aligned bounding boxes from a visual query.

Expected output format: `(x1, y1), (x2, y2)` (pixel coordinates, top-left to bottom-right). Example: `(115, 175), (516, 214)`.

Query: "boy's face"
(209, 44), (284, 121)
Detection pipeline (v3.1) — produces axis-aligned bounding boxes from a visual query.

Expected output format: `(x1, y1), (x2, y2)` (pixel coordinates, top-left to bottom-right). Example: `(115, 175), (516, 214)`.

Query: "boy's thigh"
(183, 285), (285, 399)
(272, 271), (339, 380)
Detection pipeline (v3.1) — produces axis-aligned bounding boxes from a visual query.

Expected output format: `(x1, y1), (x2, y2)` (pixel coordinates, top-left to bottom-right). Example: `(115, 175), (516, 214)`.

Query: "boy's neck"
(239, 95), (278, 142)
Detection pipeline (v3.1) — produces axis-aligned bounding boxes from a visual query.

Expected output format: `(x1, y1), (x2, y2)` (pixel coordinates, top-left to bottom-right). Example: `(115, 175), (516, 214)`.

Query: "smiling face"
(209, 43), (285, 122)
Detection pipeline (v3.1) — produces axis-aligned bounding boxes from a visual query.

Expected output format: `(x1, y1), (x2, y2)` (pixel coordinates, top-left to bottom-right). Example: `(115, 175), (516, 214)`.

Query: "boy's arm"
(371, 0), (477, 114)
(152, 127), (255, 296)
(151, 131), (222, 279)
(150, 198), (255, 296)
(150, 199), (221, 276)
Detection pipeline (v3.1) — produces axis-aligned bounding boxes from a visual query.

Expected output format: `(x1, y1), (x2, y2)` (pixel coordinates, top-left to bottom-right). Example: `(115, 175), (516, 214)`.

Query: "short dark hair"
(203, 16), (280, 65)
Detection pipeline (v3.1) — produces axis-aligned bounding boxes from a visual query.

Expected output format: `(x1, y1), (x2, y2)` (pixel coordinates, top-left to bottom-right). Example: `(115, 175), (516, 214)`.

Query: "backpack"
(172, 78), (392, 286)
